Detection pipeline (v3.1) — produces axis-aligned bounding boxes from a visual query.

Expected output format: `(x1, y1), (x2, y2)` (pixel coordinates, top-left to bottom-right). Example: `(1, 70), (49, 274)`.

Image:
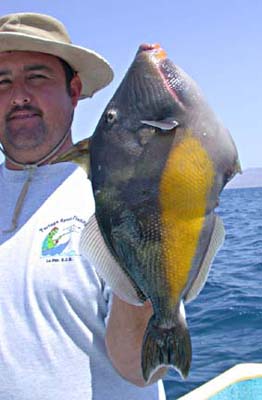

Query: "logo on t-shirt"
(40, 216), (87, 263)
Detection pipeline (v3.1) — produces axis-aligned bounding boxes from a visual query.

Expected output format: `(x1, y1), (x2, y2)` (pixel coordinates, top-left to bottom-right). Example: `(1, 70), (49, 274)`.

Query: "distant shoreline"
(225, 167), (262, 190)
(225, 185), (262, 190)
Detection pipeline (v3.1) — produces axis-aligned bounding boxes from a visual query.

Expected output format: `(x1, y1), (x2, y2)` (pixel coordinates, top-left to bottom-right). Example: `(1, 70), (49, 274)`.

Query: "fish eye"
(105, 109), (118, 124)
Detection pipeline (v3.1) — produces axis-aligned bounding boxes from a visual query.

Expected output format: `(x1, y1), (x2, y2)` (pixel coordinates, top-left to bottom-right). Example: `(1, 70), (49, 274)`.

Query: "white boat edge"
(177, 363), (262, 400)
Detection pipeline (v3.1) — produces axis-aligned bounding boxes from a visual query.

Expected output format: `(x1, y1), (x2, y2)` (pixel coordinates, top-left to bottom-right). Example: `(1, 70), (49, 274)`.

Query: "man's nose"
(10, 84), (31, 106)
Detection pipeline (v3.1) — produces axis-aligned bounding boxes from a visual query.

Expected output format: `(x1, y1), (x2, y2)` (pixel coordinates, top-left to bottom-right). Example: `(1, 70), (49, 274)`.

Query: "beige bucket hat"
(0, 12), (114, 99)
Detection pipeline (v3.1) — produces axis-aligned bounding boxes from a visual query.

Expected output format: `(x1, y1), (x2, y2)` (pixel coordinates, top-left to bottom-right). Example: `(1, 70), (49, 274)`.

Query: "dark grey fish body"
(52, 44), (240, 382)
(88, 44), (240, 381)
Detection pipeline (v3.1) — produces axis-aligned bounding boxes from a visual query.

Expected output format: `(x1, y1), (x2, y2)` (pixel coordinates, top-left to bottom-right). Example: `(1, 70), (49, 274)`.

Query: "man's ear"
(70, 74), (82, 107)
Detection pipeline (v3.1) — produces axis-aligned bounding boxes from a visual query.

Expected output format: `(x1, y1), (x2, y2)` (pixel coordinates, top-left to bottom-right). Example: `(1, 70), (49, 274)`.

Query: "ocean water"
(164, 187), (262, 399)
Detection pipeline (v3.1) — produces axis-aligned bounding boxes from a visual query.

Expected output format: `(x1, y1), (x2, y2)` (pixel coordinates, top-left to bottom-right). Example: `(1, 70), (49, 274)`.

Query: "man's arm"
(105, 294), (167, 386)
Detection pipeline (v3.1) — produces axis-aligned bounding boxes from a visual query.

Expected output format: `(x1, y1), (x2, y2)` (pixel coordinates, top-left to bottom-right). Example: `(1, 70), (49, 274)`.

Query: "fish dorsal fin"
(141, 117), (179, 131)
(184, 215), (225, 303)
(50, 138), (91, 176)
(80, 214), (144, 306)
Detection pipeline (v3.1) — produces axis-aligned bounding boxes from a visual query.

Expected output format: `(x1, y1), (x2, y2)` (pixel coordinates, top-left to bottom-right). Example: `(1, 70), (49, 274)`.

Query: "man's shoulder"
(68, 164), (92, 190)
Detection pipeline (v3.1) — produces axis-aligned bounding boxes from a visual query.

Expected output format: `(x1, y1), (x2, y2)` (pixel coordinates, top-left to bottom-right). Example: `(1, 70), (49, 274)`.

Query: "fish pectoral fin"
(80, 214), (144, 306)
(140, 117), (179, 131)
(184, 215), (225, 303)
(49, 138), (91, 176)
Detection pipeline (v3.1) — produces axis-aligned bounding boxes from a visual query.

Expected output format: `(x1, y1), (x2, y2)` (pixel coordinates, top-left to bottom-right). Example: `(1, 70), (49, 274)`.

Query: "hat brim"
(0, 32), (114, 99)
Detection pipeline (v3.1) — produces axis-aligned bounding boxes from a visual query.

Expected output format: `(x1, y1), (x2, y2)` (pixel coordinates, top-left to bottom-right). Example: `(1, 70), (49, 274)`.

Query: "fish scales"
(159, 131), (215, 304)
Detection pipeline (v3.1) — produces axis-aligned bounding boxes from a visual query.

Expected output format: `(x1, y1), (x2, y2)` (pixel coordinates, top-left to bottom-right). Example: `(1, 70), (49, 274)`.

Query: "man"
(0, 12), (166, 400)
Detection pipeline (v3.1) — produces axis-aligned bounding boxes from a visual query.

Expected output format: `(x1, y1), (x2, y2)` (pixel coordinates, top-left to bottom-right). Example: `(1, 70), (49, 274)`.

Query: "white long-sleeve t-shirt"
(0, 162), (165, 400)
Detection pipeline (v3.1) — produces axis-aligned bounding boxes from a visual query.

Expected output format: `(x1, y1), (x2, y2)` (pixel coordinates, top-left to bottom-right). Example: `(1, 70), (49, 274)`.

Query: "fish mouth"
(137, 43), (168, 60)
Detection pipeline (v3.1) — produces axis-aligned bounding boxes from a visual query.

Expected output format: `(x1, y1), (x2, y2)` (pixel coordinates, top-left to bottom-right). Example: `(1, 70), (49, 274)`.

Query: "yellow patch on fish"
(159, 131), (215, 303)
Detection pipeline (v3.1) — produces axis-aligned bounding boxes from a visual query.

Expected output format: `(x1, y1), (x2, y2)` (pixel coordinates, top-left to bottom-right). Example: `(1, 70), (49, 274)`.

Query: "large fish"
(52, 43), (240, 382)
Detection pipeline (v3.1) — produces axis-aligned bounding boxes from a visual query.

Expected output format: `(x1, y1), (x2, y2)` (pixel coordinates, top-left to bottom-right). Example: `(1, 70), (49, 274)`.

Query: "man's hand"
(105, 295), (167, 386)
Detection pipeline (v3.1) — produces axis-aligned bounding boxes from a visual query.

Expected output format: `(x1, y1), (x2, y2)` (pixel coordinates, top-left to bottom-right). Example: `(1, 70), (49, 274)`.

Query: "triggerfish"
(52, 43), (240, 383)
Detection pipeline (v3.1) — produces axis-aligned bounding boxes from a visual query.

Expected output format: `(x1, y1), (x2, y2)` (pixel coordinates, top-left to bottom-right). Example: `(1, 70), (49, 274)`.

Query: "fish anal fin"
(80, 214), (145, 305)
(185, 215), (225, 303)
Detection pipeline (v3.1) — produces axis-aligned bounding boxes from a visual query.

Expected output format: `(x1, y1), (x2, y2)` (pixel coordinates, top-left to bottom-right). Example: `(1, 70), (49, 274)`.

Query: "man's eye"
(28, 74), (48, 80)
(0, 79), (12, 86)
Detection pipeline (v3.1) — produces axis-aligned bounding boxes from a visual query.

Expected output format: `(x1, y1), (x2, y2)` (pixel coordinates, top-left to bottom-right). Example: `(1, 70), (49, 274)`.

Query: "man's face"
(0, 51), (82, 167)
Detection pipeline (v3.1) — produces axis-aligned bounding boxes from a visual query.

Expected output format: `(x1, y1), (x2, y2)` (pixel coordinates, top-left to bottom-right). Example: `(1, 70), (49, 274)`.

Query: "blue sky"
(1, 1), (261, 169)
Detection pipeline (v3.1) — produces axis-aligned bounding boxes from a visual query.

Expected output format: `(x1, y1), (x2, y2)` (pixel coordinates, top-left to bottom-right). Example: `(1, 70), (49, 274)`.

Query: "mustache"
(6, 105), (43, 121)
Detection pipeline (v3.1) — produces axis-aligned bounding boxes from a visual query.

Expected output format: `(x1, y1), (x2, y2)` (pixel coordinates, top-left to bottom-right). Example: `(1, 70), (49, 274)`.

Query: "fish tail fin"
(142, 306), (191, 382)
